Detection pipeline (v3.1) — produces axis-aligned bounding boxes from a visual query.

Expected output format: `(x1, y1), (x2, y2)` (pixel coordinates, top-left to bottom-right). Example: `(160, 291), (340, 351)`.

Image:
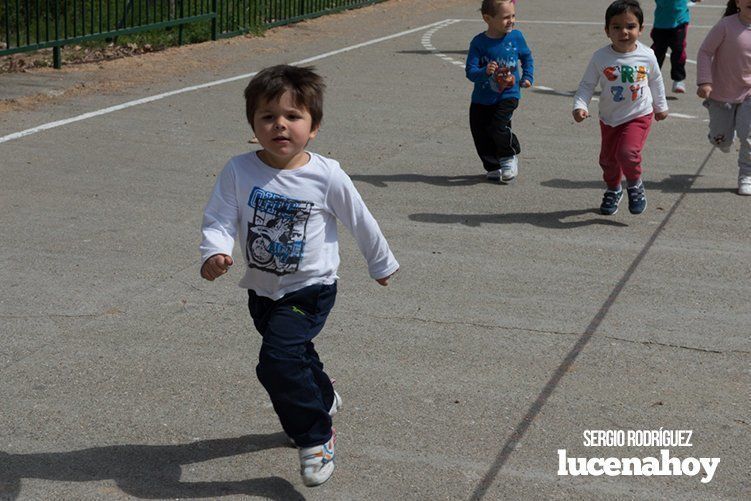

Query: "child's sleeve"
(573, 55), (599, 112)
(696, 22), (725, 86)
(326, 168), (399, 280)
(465, 38), (488, 83)
(648, 53), (669, 113)
(199, 161), (240, 263)
(516, 32), (534, 85)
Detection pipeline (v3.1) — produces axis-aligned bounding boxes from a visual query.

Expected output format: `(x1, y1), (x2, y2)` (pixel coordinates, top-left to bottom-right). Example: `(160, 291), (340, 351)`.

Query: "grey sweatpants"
(703, 97), (751, 179)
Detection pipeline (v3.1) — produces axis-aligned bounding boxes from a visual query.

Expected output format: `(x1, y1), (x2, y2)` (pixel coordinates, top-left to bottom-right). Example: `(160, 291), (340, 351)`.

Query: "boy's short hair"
(244, 65), (325, 130)
(481, 0), (514, 17)
(605, 0), (644, 28)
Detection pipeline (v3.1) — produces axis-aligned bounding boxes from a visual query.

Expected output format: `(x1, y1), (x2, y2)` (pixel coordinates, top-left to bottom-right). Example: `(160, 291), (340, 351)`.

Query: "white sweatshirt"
(200, 151), (399, 300)
(574, 41), (668, 127)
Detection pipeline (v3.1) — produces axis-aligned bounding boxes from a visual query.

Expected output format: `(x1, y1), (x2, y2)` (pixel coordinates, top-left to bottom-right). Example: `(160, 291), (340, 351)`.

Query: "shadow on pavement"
(0, 433), (304, 500)
(396, 49), (468, 55)
(541, 174), (735, 194)
(409, 208), (627, 229)
(351, 173), (486, 187)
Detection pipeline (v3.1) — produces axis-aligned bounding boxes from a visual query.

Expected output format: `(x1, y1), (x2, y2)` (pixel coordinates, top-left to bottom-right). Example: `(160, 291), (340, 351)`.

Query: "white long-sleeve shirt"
(574, 41), (668, 127)
(200, 151), (399, 300)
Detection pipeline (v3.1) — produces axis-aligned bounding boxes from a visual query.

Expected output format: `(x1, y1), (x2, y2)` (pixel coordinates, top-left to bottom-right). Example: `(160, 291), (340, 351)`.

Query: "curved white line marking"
(0, 20), (455, 145)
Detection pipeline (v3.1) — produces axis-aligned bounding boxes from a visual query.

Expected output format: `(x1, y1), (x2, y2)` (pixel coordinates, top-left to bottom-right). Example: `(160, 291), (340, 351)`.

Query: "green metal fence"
(1, 0), (384, 68)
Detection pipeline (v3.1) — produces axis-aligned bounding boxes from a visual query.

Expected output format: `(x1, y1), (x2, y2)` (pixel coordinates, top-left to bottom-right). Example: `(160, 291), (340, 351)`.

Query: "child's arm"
(572, 55), (599, 122)
(326, 168), (399, 285)
(696, 21), (725, 99)
(199, 161), (240, 281)
(647, 53), (669, 121)
(516, 31), (534, 88)
(466, 38), (493, 82)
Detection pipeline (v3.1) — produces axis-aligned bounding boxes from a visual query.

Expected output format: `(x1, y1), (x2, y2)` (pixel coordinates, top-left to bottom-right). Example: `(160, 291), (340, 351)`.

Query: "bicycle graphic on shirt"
(246, 187), (312, 276)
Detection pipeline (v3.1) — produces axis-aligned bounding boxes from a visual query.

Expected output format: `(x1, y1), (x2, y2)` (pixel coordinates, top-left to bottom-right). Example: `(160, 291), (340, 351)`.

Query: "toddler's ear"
(309, 125), (320, 140)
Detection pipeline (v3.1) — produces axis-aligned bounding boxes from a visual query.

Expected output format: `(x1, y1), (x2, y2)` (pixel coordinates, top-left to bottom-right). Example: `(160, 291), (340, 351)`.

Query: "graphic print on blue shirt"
(482, 41), (518, 94)
(246, 187), (313, 276)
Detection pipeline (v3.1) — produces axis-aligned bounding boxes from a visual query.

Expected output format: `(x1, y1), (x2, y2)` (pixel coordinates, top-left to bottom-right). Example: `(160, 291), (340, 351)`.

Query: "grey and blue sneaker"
(627, 182), (647, 214)
(600, 189), (623, 215)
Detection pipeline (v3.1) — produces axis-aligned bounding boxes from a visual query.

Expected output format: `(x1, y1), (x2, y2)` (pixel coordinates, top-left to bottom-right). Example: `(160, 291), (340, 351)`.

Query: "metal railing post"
(211, 0), (217, 40)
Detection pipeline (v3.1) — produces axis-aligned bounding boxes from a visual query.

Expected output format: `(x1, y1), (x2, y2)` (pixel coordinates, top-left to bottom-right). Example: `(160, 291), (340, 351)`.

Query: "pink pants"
(599, 114), (653, 189)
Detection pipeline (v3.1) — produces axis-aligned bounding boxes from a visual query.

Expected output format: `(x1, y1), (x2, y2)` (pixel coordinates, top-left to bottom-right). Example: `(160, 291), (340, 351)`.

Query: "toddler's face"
(483, 2), (515, 37)
(605, 11), (642, 53)
(252, 90), (318, 169)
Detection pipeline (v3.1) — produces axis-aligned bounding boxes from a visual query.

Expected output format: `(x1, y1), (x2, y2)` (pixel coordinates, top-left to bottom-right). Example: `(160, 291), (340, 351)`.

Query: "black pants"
(469, 99), (521, 172)
(650, 23), (688, 82)
(248, 282), (337, 447)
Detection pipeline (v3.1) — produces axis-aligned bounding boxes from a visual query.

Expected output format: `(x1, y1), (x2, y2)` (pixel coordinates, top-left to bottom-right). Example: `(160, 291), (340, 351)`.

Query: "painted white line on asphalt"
(0, 19), (456, 145)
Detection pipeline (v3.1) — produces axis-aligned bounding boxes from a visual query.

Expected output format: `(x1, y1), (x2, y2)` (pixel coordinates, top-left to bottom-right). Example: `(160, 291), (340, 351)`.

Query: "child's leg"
(704, 99), (738, 153)
(668, 23), (688, 83)
(489, 98), (521, 159)
(599, 121), (623, 190)
(650, 27), (671, 68)
(249, 283), (337, 448)
(735, 97), (751, 179)
(614, 114), (653, 185)
(470, 103), (502, 172)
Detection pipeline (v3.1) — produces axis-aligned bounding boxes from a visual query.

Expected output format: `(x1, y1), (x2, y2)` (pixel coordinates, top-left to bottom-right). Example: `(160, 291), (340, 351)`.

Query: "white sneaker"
(329, 390), (342, 416)
(500, 155), (518, 183)
(299, 430), (336, 487)
(672, 80), (686, 93)
(739, 176), (751, 196)
(486, 169), (501, 181)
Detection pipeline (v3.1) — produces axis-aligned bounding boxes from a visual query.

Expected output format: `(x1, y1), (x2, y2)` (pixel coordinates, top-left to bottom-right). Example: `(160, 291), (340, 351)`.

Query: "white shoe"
(329, 390), (342, 416)
(486, 169), (501, 181)
(299, 430), (336, 487)
(739, 176), (751, 196)
(500, 155), (518, 182)
(672, 80), (686, 93)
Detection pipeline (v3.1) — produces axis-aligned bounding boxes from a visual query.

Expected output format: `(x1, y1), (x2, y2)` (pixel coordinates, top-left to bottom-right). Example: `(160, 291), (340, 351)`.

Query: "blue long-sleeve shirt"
(465, 30), (534, 104)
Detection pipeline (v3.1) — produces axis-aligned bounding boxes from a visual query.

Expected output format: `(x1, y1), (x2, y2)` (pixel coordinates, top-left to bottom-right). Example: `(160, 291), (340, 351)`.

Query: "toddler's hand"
(201, 254), (233, 281)
(572, 109), (589, 122)
(697, 84), (712, 99)
(654, 111), (669, 121)
(520, 79), (532, 88)
(486, 61), (499, 75)
(376, 269), (398, 286)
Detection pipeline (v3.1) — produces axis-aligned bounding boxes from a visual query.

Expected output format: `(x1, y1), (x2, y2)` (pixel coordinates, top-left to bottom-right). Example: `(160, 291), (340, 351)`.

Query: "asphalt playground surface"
(1, 0), (749, 499)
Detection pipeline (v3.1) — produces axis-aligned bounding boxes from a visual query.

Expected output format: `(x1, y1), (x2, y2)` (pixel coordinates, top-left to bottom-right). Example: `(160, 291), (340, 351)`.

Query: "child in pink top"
(696, 0), (751, 195)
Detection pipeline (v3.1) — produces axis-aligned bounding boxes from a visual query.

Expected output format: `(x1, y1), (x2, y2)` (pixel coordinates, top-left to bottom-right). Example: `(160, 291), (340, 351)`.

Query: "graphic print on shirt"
(482, 41), (518, 93)
(604, 64), (648, 103)
(246, 187), (313, 276)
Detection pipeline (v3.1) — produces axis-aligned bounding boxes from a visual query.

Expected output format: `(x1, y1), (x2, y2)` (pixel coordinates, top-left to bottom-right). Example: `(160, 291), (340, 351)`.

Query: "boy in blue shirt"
(650, 0), (701, 94)
(465, 0), (534, 183)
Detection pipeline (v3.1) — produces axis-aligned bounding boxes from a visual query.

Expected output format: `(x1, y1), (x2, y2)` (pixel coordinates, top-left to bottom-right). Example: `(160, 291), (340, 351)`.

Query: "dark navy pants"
(469, 98), (521, 172)
(248, 282), (337, 447)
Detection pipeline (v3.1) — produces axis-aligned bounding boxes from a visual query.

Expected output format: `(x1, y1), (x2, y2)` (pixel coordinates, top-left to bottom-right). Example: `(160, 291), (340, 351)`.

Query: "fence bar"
(1, 0), (386, 65)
